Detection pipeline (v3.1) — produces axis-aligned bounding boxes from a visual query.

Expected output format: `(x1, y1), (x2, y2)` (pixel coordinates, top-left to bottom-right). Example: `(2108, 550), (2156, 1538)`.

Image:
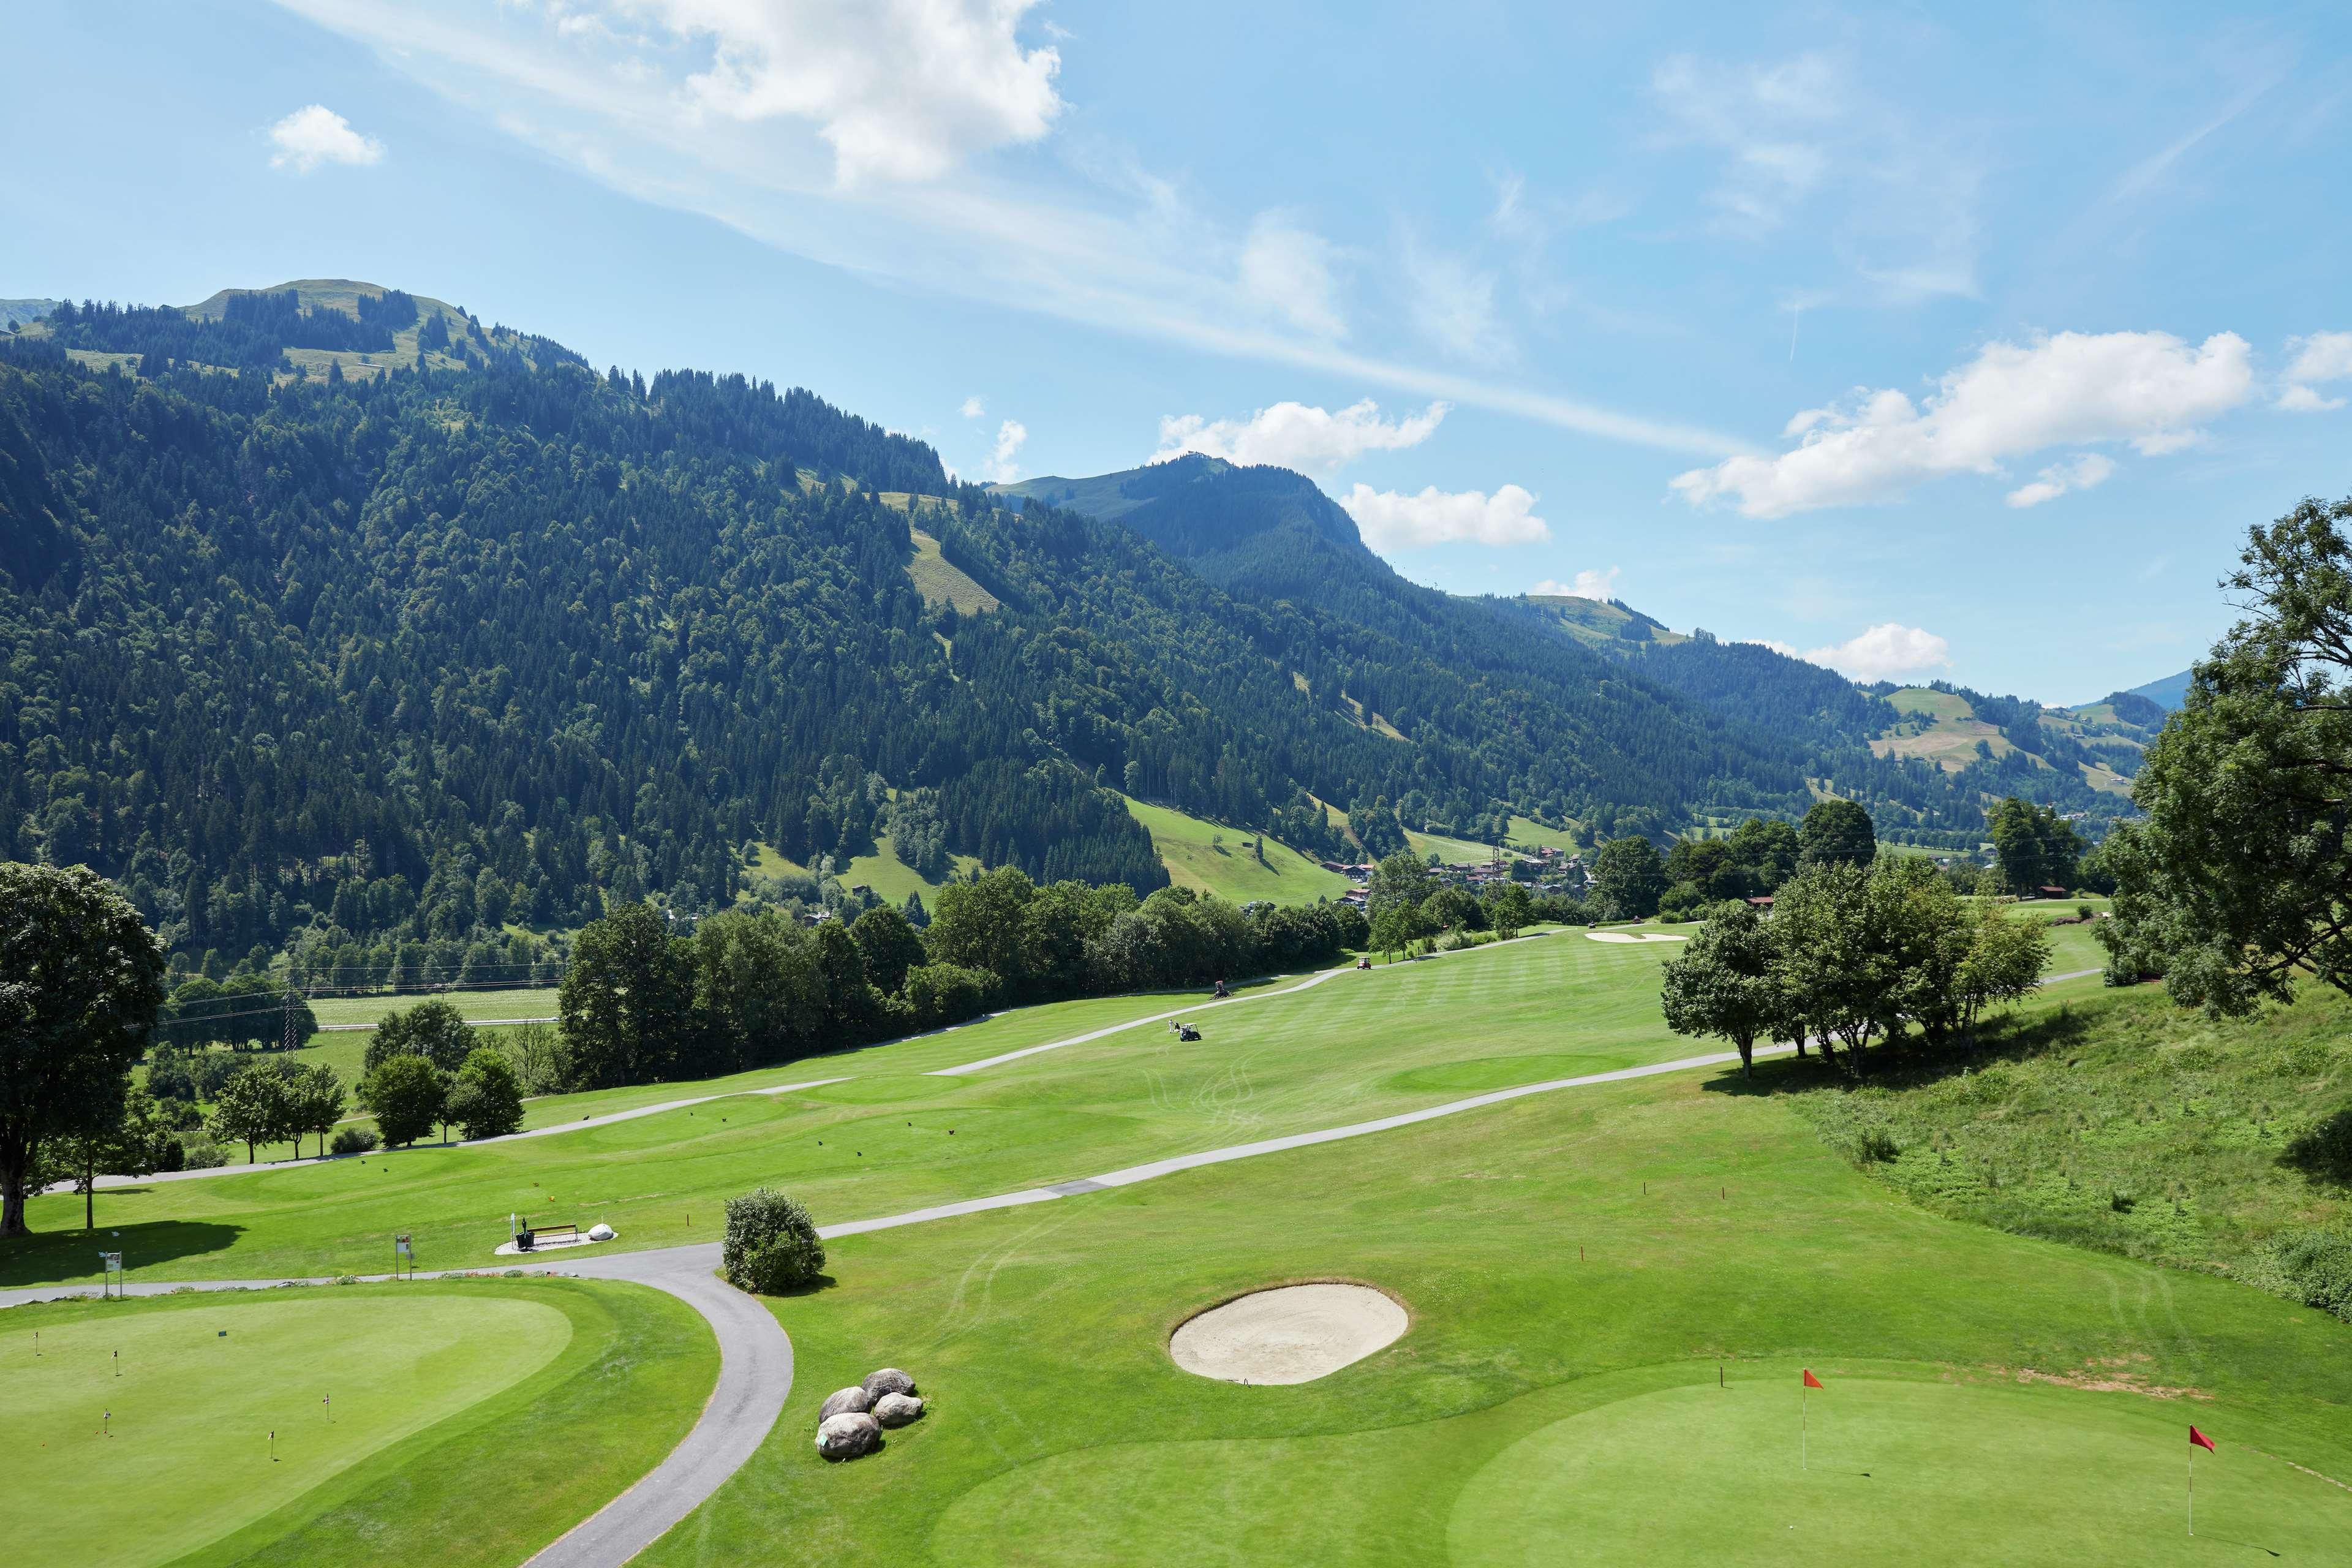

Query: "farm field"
(1407, 827), (1515, 864)
(841, 835), (983, 904)
(1121, 795), (1355, 904)
(309, 987), (561, 1028)
(3, 1277), (712, 1568)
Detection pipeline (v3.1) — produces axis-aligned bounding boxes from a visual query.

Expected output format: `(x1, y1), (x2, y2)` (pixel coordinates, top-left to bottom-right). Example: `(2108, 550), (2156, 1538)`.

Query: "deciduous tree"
(0, 864), (168, 1235)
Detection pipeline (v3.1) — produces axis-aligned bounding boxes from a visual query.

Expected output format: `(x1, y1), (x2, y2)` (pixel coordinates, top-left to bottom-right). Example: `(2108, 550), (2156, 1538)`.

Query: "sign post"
(98, 1251), (123, 1299)
(393, 1234), (413, 1280)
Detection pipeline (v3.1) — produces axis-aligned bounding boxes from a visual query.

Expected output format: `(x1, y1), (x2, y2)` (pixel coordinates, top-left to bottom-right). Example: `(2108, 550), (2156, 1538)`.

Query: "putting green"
(5, 1291), (569, 1568)
(1452, 1368), (2352, 1565)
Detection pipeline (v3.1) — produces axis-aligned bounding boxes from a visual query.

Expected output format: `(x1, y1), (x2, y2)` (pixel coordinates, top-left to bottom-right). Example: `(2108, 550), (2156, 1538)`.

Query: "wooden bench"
(516, 1222), (578, 1251)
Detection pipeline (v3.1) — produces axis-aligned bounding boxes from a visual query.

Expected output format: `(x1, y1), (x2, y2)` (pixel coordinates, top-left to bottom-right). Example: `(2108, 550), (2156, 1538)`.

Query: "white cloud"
(2279, 330), (2352, 411)
(267, 104), (385, 172)
(981, 418), (1027, 483)
(959, 394), (986, 418)
(1793, 623), (1951, 681)
(2004, 451), (2116, 509)
(1238, 213), (1344, 339)
(1672, 330), (2254, 518)
(623, 0), (1063, 185)
(1531, 566), (1621, 600)
(1338, 483), (1548, 551)
(1151, 398), (1447, 478)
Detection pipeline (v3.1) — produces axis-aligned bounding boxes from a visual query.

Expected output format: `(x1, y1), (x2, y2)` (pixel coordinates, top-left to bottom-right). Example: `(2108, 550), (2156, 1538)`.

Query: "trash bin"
(516, 1228), (535, 1251)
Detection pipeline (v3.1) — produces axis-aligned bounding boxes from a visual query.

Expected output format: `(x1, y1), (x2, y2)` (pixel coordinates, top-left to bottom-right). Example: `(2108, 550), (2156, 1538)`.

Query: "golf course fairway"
(3, 1278), (715, 1568)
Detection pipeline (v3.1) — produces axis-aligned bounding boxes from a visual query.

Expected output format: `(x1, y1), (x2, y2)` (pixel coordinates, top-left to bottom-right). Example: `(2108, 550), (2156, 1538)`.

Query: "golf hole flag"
(2188, 1425), (2216, 1535)
(1800, 1370), (1823, 1468)
(1803, 1369), (1825, 1390)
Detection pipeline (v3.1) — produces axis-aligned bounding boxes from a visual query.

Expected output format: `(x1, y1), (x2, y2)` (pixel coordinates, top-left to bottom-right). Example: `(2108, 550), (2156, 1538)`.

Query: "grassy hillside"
(1518, 594), (1691, 650)
(1122, 796), (1355, 903)
(1783, 979), (2352, 1316)
(842, 834), (982, 905)
(901, 527), (999, 615)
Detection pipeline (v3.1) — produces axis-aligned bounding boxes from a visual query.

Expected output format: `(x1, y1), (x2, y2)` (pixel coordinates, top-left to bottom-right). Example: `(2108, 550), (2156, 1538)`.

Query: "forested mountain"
(0, 280), (2150, 970)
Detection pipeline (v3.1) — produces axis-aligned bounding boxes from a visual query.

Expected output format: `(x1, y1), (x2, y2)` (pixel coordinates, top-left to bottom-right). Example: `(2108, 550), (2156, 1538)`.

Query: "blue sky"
(8, 2), (2351, 704)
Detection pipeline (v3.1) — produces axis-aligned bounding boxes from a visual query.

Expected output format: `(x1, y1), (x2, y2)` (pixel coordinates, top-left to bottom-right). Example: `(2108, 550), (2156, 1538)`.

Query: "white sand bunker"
(1585, 930), (1689, 944)
(1170, 1283), (1408, 1385)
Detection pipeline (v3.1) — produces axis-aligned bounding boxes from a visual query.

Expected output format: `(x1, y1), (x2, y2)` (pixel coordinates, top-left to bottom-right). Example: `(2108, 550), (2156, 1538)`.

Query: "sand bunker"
(1584, 930), (1689, 944)
(1170, 1283), (1408, 1384)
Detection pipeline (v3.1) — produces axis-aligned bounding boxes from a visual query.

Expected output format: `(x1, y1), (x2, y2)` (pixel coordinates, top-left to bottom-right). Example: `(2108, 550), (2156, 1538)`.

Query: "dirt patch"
(1169, 1283), (1408, 1385)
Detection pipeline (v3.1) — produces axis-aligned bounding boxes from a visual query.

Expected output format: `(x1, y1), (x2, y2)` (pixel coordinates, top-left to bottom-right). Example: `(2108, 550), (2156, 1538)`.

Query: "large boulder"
(819, 1385), (872, 1422)
(815, 1412), (881, 1460)
(873, 1392), (925, 1428)
(586, 1223), (616, 1242)
(862, 1367), (916, 1400)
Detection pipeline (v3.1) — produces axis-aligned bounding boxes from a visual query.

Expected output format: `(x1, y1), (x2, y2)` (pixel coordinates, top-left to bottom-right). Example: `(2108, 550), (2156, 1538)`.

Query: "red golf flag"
(2190, 1426), (2215, 1452)
(1803, 1370), (1825, 1390)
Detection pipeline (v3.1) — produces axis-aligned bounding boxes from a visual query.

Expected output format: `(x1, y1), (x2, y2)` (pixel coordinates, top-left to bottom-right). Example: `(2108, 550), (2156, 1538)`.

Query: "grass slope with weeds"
(1773, 984), (2352, 1321)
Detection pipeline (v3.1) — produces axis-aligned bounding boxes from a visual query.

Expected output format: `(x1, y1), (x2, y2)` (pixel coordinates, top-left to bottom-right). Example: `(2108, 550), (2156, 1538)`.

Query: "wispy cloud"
(2107, 74), (2280, 203)
(981, 418), (1028, 483)
(265, 0), (1742, 458)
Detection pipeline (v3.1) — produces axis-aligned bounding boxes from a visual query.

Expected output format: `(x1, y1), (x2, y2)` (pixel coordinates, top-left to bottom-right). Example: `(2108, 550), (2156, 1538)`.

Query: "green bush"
(1855, 1128), (1902, 1164)
(722, 1188), (826, 1294)
(2267, 1229), (2352, 1321)
(330, 1125), (379, 1156)
(175, 1129), (225, 1169)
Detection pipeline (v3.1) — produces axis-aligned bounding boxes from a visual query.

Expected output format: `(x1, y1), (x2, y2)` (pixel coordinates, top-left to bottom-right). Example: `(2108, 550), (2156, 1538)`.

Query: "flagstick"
(2187, 1448), (2193, 1537)
(1802, 1383), (1809, 1472)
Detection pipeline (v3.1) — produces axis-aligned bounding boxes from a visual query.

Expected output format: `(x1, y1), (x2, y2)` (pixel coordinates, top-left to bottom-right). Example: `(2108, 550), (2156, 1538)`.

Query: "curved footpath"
(4, 960), (2108, 1566)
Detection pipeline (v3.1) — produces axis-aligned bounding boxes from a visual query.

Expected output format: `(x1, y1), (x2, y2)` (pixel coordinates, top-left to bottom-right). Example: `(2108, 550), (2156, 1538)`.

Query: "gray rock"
(586, 1223), (616, 1242)
(815, 1411), (881, 1460)
(873, 1392), (925, 1428)
(818, 1385), (872, 1422)
(862, 1366), (916, 1400)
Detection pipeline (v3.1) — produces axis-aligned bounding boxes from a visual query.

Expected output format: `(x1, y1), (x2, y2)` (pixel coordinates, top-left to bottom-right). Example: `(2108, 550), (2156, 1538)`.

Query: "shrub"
(722, 1188), (826, 1294)
(1855, 1128), (1902, 1164)
(2266, 1229), (2352, 1321)
(330, 1125), (380, 1156)
(176, 1131), (226, 1169)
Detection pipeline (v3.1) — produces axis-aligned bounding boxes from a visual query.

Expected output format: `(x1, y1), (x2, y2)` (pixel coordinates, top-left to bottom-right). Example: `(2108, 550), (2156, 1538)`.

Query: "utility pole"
(282, 962), (298, 1054)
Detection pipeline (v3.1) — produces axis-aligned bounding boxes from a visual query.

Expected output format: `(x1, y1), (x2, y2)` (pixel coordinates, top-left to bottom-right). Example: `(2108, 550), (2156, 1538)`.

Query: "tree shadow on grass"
(0, 1219), (244, 1288)
(1698, 1009), (2097, 1101)
(761, 1271), (840, 1299)
(2281, 1107), (2352, 1188)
